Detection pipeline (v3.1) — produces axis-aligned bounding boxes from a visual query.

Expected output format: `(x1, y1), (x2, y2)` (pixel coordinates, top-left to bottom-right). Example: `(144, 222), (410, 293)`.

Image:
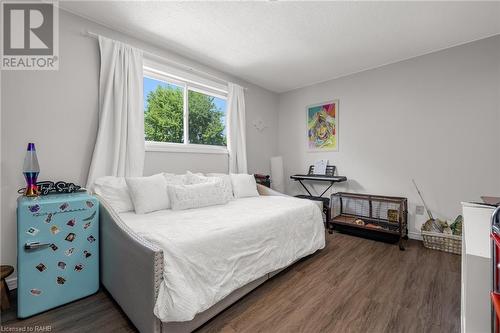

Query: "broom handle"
(412, 179), (434, 220)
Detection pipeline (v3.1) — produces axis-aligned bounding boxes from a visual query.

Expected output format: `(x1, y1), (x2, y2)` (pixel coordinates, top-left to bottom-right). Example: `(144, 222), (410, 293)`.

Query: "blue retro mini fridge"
(17, 192), (99, 318)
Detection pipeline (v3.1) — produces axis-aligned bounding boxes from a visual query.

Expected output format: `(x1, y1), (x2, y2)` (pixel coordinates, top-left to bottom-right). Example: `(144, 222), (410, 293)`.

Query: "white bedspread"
(119, 195), (325, 322)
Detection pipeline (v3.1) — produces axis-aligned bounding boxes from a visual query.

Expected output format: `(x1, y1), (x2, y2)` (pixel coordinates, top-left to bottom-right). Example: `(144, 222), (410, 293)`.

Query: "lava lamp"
(23, 143), (40, 197)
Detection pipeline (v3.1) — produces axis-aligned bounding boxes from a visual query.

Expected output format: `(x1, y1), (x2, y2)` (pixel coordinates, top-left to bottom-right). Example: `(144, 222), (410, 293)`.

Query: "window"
(143, 66), (228, 153)
(144, 77), (184, 144)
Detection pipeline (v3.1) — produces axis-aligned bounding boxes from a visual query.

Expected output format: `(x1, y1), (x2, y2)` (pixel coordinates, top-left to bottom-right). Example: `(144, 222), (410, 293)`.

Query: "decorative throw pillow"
(93, 176), (134, 213)
(205, 173), (235, 201)
(184, 171), (207, 185)
(126, 174), (170, 214)
(163, 173), (188, 186)
(230, 173), (259, 199)
(187, 171), (234, 201)
(168, 180), (229, 210)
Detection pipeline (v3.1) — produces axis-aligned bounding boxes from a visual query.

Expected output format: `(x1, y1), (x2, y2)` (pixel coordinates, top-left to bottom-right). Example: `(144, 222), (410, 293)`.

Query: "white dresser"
(461, 202), (495, 333)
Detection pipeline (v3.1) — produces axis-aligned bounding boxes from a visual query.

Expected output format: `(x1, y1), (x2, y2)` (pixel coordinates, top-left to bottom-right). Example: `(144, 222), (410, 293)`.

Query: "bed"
(98, 185), (325, 333)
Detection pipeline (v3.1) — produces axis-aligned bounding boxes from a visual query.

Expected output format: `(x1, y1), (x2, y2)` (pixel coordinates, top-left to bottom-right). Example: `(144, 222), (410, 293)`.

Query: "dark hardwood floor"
(0, 232), (461, 333)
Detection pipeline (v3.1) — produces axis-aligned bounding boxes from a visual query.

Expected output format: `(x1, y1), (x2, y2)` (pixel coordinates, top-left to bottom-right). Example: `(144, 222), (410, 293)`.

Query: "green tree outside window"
(144, 85), (226, 146)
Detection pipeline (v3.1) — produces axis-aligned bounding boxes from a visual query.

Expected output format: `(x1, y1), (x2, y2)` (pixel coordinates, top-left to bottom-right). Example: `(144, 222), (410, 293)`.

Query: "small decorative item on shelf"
(366, 223), (383, 229)
(22, 143), (40, 197)
(387, 209), (399, 223)
(354, 218), (365, 225)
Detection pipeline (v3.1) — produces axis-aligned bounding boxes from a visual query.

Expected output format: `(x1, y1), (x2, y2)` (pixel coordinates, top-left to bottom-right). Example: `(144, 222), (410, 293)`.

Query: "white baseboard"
(408, 231), (423, 241)
(6, 276), (17, 290)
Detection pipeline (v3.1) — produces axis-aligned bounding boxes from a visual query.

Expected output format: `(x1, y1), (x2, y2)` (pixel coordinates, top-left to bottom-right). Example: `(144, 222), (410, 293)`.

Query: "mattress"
(119, 195), (325, 322)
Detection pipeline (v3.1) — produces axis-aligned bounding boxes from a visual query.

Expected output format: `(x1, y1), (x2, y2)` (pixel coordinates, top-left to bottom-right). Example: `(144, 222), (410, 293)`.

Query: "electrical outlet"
(416, 205), (425, 215)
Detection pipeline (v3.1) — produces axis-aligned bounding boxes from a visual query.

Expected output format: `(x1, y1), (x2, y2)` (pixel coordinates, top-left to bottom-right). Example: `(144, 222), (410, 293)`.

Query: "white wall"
(0, 10), (279, 277)
(143, 152), (228, 176)
(278, 35), (500, 238)
(2, 8), (498, 282)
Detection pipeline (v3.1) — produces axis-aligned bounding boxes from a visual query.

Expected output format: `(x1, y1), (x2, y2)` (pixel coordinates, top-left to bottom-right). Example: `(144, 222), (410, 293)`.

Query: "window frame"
(143, 65), (229, 155)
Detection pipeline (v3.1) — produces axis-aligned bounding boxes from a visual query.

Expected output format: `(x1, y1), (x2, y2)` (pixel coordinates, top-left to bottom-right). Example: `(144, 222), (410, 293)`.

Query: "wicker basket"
(421, 231), (462, 255)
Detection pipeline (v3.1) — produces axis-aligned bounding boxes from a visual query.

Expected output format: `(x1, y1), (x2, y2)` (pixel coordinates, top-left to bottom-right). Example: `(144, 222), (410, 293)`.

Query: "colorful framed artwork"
(307, 100), (338, 151)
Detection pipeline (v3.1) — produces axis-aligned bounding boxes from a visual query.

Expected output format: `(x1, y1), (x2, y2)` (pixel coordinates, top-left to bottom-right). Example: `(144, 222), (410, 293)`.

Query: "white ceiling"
(61, 1), (500, 93)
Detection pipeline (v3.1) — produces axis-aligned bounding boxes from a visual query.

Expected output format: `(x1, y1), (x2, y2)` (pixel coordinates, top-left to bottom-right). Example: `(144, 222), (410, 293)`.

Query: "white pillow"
(163, 173), (188, 186)
(168, 181), (229, 210)
(93, 176), (133, 213)
(126, 174), (169, 214)
(186, 171), (235, 201)
(205, 173), (235, 201)
(230, 173), (259, 199)
(184, 171), (206, 185)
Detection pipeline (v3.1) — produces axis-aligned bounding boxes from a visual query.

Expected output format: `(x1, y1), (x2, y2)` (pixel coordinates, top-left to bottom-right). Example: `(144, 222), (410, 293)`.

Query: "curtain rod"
(82, 30), (248, 90)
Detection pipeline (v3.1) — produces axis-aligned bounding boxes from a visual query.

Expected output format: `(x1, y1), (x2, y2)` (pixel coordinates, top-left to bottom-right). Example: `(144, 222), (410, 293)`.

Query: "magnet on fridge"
(28, 205), (40, 213)
(26, 227), (39, 236)
(83, 211), (96, 221)
(57, 261), (66, 270)
(50, 225), (60, 235)
(64, 247), (75, 256)
(56, 276), (66, 285)
(59, 203), (69, 211)
(86, 201), (94, 208)
(35, 263), (47, 272)
(83, 222), (91, 230)
(45, 213), (53, 223)
(74, 264), (84, 272)
(66, 219), (76, 227)
(83, 250), (91, 258)
(87, 235), (96, 243)
(49, 243), (58, 251)
(30, 289), (42, 296)
(65, 233), (76, 242)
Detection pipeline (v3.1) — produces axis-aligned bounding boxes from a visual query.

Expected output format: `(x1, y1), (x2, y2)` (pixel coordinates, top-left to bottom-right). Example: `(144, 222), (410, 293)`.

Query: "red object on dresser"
(491, 207), (500, 332)
(491, 292), (500, 331)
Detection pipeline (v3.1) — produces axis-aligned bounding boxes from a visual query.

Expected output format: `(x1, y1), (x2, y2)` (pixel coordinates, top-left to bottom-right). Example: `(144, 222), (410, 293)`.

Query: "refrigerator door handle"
(24, 242), (50, 250)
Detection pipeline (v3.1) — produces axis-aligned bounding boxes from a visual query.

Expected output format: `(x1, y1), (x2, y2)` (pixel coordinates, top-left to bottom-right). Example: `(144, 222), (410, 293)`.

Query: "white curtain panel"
(86, 36), (145, 189)
(227, 83), (248, 174)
